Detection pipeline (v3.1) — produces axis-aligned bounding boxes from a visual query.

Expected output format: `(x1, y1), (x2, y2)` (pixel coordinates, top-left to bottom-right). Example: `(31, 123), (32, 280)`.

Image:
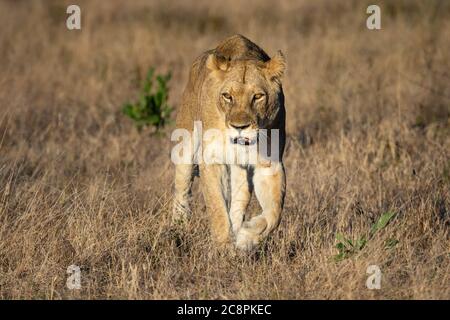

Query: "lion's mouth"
(230, 136), (257, 146)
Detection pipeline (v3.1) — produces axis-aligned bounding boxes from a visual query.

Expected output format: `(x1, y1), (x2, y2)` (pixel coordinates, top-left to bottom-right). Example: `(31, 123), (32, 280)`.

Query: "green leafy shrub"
(122, 68), (173, 131)
(333, 211), (397, 261)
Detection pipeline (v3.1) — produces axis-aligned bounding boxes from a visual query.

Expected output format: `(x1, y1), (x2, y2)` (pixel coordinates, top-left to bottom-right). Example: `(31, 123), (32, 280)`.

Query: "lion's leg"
(235, 162), (285, 251)
(229, 165), (252, 236)
(201, 164), (231, 245)
(172, 163), (195, 223)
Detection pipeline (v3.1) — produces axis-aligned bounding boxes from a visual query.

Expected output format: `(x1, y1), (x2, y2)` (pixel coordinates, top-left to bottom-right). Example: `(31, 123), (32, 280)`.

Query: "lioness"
(173, 34), (286, 251)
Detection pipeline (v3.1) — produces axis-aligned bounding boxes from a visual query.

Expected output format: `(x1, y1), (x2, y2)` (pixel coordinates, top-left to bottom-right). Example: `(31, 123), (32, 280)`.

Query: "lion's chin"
(230, 136), (257, 146)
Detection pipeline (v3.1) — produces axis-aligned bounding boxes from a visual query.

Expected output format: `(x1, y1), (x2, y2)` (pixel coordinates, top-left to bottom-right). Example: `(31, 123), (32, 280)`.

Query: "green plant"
(122, 68), (173, 131)
(333, 211), (397, 261)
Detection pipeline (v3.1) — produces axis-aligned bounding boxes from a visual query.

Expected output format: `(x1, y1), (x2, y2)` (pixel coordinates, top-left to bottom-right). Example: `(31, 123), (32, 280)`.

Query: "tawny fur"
(173, 34), (286, 251)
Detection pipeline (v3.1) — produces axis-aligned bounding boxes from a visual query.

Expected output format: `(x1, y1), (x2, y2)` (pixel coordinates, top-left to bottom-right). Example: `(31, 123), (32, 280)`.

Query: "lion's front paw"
(235, 226), (261, 251)
(171, 202), (191, 226)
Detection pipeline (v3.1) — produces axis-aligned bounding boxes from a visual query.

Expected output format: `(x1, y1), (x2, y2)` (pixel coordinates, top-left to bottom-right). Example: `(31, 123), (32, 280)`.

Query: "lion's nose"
(229, 122), (251, 130)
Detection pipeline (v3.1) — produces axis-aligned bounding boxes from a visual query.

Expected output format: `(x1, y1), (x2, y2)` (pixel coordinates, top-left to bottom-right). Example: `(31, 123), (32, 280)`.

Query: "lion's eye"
(253, 93), (265, 100)
(222, 93), (232, 102)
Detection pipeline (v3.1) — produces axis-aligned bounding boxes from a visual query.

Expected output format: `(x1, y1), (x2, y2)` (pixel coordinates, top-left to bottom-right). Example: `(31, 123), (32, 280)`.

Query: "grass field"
(0, 0), (449, 299)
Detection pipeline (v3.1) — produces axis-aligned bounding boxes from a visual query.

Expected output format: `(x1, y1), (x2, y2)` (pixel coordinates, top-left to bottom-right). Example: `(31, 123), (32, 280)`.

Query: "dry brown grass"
(0, 0), (449, 299)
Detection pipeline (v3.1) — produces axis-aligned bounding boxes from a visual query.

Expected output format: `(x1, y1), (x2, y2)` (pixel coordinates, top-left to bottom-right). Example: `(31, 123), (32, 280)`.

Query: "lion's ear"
(265, 50), (286, 79)
(206, 53), (230, 72)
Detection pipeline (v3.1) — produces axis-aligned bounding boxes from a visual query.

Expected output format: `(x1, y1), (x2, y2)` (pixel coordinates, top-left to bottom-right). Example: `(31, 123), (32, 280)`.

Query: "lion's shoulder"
(214, 34), (270, 62)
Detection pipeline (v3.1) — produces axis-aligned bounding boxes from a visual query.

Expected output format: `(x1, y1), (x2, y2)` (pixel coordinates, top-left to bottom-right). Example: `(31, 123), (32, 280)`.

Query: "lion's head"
(205, 48), (286, 146)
